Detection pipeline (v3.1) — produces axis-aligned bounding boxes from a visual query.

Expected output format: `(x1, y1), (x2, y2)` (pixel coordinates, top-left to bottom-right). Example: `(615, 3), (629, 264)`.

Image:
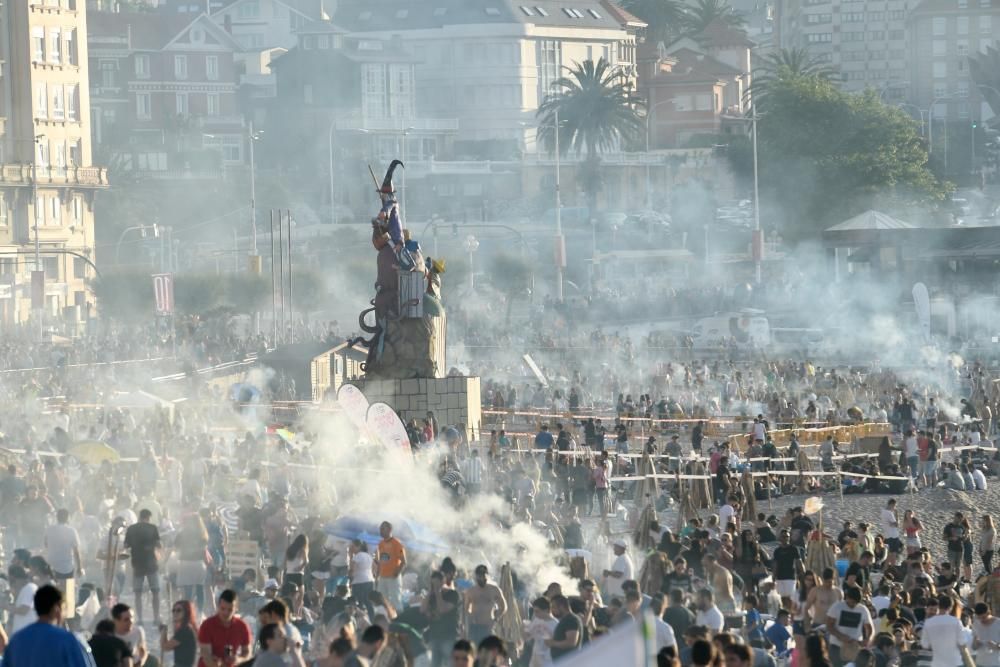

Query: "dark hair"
(95, 619), (116, 635)
(452, 639), (474, 654)
(34, 584), (63, 617)
(805, 634), (829, 662)
(477, 635), (507, 656)
(845, 586), (862, 602)
(260, 599), (289, 622)
(725, 644), (752, 662)
(111, 603), (131, 620)
(532, 597), (551, 611)
(258, 622), (282, 648)
(361, 624), (385, 645)
(691, 639), (715, 664)
(218, 589), (238, 605)
(139, 509), (153, 520)
(8, 565), (27, 581)
(551, 594), (569, 609)
(285, 534), (308, 562)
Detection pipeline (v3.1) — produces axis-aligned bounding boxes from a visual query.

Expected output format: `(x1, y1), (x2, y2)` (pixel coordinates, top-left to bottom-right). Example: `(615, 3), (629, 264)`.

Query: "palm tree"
(620, 0), (688, 45)
(749, 47), (837, 105)
(682, 0), (746, 36)
(537, 58), (645, 213)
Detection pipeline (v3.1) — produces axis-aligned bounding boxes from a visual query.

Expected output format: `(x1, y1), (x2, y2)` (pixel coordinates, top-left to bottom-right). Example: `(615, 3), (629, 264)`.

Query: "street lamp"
(115, 223), (160, 265)
(927, 93), (962, 155)
(644, 98), (679, 211)
(327, 125), (369, 225)
(248, 123), (262, 255)
(464, 234), (479, 288)
(896, 103), (928, 136)
(32, 133), (45, 272)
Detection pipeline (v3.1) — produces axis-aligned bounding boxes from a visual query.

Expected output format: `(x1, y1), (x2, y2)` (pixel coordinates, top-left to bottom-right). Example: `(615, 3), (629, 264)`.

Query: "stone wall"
(366, 315), (447, 380)
(354, 376), (482, 441)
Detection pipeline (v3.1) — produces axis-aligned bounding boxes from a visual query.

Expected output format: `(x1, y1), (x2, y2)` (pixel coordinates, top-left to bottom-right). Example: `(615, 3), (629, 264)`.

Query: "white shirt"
(10, 582), (39, 635)
(973, 468), (988, 491)
(974, 617), (1000, 667)
(696, 606), (725, 633)
(881, 509), (899, 539)
(45, 523), (80, 575)
(871, 595), (891, 616)
(524, 616), (557, 667)
(117, 625), (146, 655)
(654, 616), (677, 650)
(921, 613), (968, 667)
(825, 601), (872, 647)
(753, 423), (766, 441)
(719, 504), (736, 531)
(605, 553), (634, 599)
(905, 436), (919, 457)
(351, 551), (375, 584)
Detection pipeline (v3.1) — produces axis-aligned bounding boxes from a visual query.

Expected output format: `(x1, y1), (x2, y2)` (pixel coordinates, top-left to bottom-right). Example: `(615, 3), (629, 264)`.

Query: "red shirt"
(197, 615), (251, 667)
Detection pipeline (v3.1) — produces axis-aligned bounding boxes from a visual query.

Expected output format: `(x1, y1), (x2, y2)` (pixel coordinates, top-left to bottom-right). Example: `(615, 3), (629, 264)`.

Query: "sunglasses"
(172, 608), (184, 614)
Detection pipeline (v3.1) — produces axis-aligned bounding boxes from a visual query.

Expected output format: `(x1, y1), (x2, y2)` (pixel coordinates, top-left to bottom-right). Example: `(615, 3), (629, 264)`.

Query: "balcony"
(0, 164), (109, 188)
(333, 115), (459, 132)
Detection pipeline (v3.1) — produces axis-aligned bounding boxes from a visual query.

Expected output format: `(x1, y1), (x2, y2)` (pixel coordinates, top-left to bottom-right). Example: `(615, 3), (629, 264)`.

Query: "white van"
(690, 311), (771, 348)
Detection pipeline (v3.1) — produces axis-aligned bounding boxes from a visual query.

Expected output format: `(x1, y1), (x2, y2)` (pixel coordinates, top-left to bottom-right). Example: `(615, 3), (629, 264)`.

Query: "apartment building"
(907, 0), (1000, 123)
(774, 0), (913, 95)
(0, 0), (108, 326)
(330, 0), (643, 155)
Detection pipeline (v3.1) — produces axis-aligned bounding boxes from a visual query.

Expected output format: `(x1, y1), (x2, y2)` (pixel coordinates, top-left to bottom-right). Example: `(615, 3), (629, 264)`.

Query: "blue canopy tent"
(323, 515), (448, 554)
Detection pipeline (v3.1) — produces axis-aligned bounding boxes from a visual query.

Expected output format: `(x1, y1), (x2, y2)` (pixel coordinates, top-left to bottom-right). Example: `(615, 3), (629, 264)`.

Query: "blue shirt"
(746, 608), (764, 640)
(534, 431), (554, 450)
(4, 622), (95, 667)
(764, 622), (792, 655)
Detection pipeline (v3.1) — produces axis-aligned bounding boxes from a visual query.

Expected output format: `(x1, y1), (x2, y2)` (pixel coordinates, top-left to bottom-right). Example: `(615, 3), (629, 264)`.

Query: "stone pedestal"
(366, 314), (447, 380)
(353, 376), (481, 441)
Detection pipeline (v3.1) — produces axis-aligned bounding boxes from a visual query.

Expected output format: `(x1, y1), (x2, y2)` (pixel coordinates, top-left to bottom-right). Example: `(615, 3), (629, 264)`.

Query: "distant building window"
(175, 55), (188, 80)
(588, 8), (602, 18)
(520, 5), (534, 15)
(933, 39), (946, 56)
(136, 92), (151, 119)
(933, 61), (947, 78)
(66, 29), (77, 66)
(135, 54), (150, 78)
(981, 16), (992, 34)
(0, 196), (7, 228)
(36, 83), (48, 118)
(806, 32), (832, 42)
(52, 85), (64, 119)
(49, 29), (61, 64)
(932, 17), (947, 35)
(535, 6), (549, 15)
(318, 34), (330, 48)
(238, 0), (259, 18)
(207, 92), (220, 116)
(32, 28), (45, 63)
(206, 55), (219, 80)
(176, 92), (189, 115)
(958, 16), (969, 35)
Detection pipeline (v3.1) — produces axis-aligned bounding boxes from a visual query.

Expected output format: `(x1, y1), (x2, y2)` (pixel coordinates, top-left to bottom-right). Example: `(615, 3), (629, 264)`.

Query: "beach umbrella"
(632, 503), (658, 552)
(739, 471), (757, 523)
(675, 486), (699, 533)
(805, 536), (838, 583)
(68, 440), (120, 465)
(634, 453), (659, 509)
(690, 461), (712, 510)
(796, 449), (813, 494)
(496, 563), (524, 656)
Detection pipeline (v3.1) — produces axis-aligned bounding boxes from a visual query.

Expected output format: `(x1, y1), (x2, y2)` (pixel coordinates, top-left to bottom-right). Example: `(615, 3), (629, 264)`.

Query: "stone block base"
(353, 376), (481, 441)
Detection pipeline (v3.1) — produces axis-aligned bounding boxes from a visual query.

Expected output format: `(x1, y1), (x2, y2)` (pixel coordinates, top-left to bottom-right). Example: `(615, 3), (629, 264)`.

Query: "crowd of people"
(0, 327), (997, 667)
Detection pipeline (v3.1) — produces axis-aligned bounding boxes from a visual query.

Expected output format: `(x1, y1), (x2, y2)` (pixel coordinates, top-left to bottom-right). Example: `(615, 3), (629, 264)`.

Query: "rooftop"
(332, 0), (626, 31)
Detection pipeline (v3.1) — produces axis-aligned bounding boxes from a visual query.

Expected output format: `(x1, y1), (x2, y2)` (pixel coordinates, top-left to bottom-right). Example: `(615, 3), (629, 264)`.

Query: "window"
(49, 29), (61, 64)
(42, 257), (58, 280)
(318, 34), (330, 49)
(958, 16), (969, 35)
(933, 17), (947, 35)
(588, 8), (602, 18)
(538, 40), (562, 96)
(74, 256), (86, 279)
(983, 38), (993, 51)
(238, 0), (259, 18)
(175, 55), (188, 80)
(191, 27), (205, 44)
(52, 85), (64, 119)
(957, 40), (969, 55)
(65, 29), (77, 65)
(176, 93), (188, 115)
(389, 64), (414, 117)
(302, 36), (314, 49)
(206, 55), (219, 80)
(806, 32), (832, 42)
(933, 39), (947, 55)
(843, 12), (864, 21)
(842, 31), (865, 42)
(135, 54), (150, 79)
(0, 196), (7, 227)
(35, 83), (48, 118)
(362, 64), (386, 118)
(535, 6), (548, 15)
(206, 92), (220, 116)
(53, 141), (66, 173)
(520, 5), (534, 15)
(32, 27), (45, 62)
(868, 30), (885, 40)
(69, 139), (80, 166)
(981, 16), (992, 33)
(807, 13), (832, 23)
(934, 83), (948, 98)
(672, 95), (691, 111)
(889, 10), (905, 19)
(843, 50), (866, 61)
(100, 61), (115, 88)
(869, 11), (885, 20)
(136, 92), (151, 119)
(933, 61), (947, 77)
(50, 194), (61, 226)
(958, 81), (970, 96)
(889, 29), (904, 39)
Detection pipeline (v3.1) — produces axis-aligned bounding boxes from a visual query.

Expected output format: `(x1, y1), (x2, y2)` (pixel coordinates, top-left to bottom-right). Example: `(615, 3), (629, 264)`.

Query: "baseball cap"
(613, 538), (628, 549)
(264, 578), (279, 590)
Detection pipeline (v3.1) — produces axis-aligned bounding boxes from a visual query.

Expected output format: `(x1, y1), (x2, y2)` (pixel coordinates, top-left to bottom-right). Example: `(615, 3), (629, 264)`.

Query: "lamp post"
(400, 125), (416, 222)
(897, 103), (928, 137)
(750, 108), (762, 284)
(644, 98), (678, 211)
(554, 109), (564, 302)
(328, 124), (369, 225)
(32, 134), (45, 272)
(464, 234), (479, 288)
(248, 123), (262, 255)
(927, 93), (961, 155)
(115, 223), (160, 265)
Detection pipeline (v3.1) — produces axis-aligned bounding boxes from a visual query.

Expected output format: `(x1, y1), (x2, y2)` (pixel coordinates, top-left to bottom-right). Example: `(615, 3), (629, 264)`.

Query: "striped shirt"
(462, 457), (484, 485)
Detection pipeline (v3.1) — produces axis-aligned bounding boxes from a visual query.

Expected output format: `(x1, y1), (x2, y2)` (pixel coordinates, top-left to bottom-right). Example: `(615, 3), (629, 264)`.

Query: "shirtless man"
(464, 564), (507, 644)
(805, 567), (843, 633)
(703, 554), (736, 612)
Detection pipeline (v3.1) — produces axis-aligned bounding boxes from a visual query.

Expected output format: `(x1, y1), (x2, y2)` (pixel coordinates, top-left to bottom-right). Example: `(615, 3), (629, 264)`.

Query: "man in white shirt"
(881, 498), (901, 555)
(904, 432), (920, 480)
(719, 496), (739, 533)
(112, 602), (148, 666)
(524, 596), (558, 667)
(973, 466), (988, 491)
(602, 539), (634, 601)
(974, 602), (1000, 667)
(826, 587), (873, 667)
(45, 509), (82, 581)
(6, 566), (37, 636)
(921, 594), (969, 667)
(651, 594), (678, 651)
(695, 589), (725, 634)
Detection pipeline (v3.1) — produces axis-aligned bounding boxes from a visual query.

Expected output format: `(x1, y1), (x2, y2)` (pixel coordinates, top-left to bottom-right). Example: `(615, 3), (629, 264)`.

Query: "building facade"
(774, 0), (913, 94)
(0, 0), (107, 326)
(907, 0), (1000, 123)
(87, 11), (245, 176)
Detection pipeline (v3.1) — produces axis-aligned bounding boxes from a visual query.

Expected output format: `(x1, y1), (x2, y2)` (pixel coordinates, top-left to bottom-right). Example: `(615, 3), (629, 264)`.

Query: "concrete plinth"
(353, 376), (481, 441)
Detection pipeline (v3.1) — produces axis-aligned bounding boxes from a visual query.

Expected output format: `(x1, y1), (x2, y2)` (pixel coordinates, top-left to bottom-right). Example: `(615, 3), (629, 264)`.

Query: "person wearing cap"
(973, 602), (1000, 666)
(602, 539), (634, 600)
(263, 578), (280, 600)
(921, 593), (969, 667)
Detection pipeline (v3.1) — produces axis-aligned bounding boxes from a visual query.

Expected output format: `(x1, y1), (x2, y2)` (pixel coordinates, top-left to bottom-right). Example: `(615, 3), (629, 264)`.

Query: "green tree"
(537, 58), (645, 213)
(619, 0), (688, 44)
(729, 75), (949, 239)
(682, 0), (746, 35)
